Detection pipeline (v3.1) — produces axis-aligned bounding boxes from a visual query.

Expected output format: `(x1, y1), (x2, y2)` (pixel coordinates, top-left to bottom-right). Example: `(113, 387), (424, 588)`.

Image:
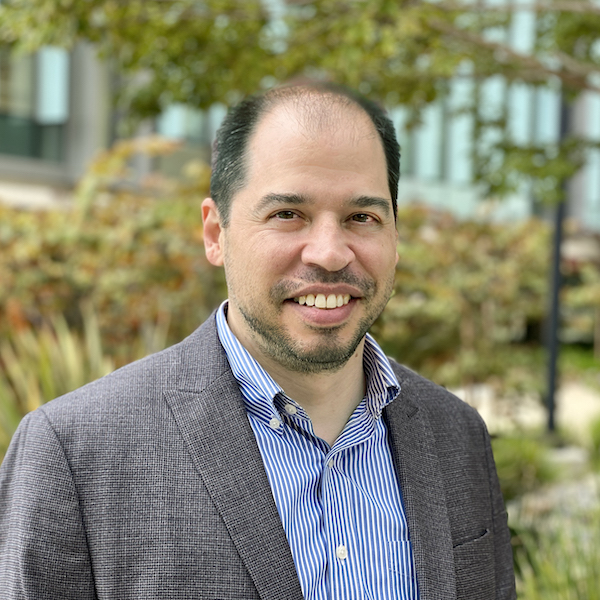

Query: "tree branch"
(429, 18), (600, 93)
(436, 1), (600, 17)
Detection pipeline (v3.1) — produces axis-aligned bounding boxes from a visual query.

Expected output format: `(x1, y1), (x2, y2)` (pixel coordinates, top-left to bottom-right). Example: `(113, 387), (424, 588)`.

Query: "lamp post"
(545, 99), (570, 433)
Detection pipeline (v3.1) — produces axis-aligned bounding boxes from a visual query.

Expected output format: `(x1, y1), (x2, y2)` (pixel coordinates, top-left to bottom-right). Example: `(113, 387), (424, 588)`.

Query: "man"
(0, 83), (515, 599)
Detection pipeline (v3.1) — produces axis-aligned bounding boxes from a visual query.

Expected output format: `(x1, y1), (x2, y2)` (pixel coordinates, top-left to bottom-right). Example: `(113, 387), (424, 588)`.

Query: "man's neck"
(258, 343), (366, 447)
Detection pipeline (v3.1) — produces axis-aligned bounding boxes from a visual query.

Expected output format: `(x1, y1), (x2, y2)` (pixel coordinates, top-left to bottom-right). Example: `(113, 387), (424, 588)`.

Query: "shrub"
(515, 505), (600, 599)
(373, 206), (551, 396)
(491, 434), (555, 502)
(0, 137), (227, 355)
(590, 416), (600, 469)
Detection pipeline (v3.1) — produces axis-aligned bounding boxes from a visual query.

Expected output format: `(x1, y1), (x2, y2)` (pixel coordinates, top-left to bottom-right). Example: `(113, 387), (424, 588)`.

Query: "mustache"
(270, 267), (376, 299)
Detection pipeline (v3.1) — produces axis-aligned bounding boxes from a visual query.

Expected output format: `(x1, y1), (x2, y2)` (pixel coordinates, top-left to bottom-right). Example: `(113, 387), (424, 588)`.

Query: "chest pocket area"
(388, 540), (419, 596)
(453, 529), (496, 599)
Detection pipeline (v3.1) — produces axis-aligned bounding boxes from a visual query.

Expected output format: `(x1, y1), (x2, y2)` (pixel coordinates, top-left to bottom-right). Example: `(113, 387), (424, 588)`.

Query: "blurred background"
(1, 0), (600, 595)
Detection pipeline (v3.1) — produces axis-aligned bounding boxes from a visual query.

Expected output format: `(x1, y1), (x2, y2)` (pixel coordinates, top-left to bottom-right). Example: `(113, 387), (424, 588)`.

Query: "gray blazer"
(0, 315), (515, 600)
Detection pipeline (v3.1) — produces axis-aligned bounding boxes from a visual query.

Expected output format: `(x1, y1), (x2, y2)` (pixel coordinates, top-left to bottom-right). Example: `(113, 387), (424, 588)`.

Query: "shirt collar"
(215, 300), (400, 422)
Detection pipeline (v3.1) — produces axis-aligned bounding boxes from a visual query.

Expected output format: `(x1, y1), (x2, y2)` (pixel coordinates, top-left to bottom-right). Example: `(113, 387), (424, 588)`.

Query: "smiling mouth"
(292, 293), (352, 309)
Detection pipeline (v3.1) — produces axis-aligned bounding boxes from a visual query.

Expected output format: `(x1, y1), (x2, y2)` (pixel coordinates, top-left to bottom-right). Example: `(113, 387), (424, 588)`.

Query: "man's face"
(202, 102), (398, 374)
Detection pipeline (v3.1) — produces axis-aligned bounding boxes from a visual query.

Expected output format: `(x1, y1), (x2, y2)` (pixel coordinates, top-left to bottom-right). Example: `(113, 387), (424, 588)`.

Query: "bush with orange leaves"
(0, 137), (226, 364)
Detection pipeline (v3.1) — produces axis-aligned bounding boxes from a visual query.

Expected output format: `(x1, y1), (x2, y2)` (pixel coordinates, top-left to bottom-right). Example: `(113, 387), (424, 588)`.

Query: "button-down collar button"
(284, 403), (297, 415)
(269, 417), (281, 430)
(336, 545), (348, 560)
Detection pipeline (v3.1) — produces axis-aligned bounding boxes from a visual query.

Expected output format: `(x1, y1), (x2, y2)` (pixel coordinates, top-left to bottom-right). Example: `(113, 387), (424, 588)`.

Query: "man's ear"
(202, 198), (225, 266)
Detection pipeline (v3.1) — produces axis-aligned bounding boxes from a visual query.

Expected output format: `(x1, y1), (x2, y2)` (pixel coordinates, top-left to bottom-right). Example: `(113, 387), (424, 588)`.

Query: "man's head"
(210, 83), (400, 226)
(202, 84), (399, 374)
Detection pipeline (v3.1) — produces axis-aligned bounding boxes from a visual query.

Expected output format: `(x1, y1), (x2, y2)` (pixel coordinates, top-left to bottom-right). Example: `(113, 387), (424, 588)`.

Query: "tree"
(284, 0), (600, 203)
(1, 0), (599, 200)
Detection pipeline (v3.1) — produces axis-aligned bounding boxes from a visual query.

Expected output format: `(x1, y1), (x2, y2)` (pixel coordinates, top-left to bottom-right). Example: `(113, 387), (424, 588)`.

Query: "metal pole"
(545, 100), (570, 432)
(545, 200), (565, 432)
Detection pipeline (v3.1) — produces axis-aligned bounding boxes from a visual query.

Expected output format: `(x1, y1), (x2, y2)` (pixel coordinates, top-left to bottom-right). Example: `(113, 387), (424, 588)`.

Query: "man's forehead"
(247, 98), (379, 157)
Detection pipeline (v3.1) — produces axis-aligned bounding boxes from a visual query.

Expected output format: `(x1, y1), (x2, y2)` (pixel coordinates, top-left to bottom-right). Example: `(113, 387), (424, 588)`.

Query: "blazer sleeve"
(0, 410), (96, 600)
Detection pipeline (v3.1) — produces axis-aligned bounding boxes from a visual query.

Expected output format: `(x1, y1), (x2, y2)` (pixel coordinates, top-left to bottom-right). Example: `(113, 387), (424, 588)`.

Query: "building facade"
(0, 44), (109, 208)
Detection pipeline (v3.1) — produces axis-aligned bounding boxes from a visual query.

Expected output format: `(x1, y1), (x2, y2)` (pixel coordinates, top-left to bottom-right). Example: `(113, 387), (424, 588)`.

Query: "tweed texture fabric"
(0, 314), (515, 600)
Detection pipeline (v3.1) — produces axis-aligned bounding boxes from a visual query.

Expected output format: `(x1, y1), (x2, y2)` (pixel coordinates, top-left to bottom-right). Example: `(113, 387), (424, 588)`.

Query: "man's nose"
(300, 220), (355, 272)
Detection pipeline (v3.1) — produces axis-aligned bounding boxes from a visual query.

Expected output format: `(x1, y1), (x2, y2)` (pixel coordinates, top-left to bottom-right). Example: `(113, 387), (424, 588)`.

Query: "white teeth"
(293, 293), (353, 309)
(315, 294), (327, 308)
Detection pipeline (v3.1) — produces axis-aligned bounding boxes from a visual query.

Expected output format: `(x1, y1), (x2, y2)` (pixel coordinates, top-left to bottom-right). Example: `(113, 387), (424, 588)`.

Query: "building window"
(0, 46), (70, 162)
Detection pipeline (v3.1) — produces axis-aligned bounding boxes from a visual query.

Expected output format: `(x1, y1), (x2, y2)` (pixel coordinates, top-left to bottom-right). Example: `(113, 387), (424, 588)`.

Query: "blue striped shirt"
(216, 302), (419, 600)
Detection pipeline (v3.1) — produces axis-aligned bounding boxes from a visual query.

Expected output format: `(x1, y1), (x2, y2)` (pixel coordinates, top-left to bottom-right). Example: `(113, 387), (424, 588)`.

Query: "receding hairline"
(254, 85), (379, 137)
(238, 87), (385, 187)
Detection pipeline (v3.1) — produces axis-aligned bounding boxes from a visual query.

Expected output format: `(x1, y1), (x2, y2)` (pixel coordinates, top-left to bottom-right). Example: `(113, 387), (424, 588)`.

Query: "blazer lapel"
(164, 319), (304, 600)
(384, 370), (456, 600)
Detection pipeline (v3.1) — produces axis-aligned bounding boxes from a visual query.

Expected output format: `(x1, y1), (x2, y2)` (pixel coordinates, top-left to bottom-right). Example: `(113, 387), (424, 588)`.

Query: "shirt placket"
(321, 408), (378, 600)
(321, 448), (352, 600)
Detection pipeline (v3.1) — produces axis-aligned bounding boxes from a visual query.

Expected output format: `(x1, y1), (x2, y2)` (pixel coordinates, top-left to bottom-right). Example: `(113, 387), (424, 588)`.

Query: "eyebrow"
(255, 193), (308, 212)
(350, 195), (392, 217)
(256, 193), (392, 217)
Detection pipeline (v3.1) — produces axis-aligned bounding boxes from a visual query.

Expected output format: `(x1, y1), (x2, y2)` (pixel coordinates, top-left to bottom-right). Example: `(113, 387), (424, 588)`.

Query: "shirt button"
(327, 459), (334, 468)
(269, 417), (281, 430)
(336, 545), (348, 560)
(284, 403), (297, 415)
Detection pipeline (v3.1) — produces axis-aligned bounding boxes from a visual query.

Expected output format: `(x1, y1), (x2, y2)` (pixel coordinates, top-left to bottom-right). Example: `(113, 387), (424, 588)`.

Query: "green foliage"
(514, 505), (600, 599)
(374, 206), (550, 396)
(492, 435), (555, 502)
(1, 307), (113, 414)
(1, 0), (599, 196)
(590, 417), (600, 469)
(559, 345), (600, 392)
(0, 138), (221, 460)
(481, 136), (594, 206)
(0, 0), (275, 127)
(563, 262), (600, 350)
(284, 1), (600, 200)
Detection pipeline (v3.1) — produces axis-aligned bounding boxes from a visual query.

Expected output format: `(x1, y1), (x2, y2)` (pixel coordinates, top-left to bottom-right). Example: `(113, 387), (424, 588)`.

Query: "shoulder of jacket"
(386, 357), (484, 424)
(37, 314), (224, 422)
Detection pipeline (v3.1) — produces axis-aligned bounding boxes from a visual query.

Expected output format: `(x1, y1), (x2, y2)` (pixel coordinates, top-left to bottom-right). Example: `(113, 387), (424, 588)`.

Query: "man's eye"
(352, 213), (372, 223)
(274, 211), (297, 219)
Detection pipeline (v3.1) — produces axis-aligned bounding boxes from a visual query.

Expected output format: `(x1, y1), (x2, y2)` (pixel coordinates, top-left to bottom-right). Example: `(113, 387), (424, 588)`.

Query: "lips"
(293, 293), (351, 309)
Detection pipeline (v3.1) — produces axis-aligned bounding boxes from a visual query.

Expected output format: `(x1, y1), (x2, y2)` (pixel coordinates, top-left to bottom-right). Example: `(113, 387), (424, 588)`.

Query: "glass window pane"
(36, 46), (70, 124)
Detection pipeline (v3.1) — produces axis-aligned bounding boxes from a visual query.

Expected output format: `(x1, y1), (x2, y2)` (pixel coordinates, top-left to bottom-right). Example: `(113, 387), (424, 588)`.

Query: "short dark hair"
(210, 82), (400, 225)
